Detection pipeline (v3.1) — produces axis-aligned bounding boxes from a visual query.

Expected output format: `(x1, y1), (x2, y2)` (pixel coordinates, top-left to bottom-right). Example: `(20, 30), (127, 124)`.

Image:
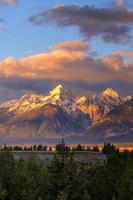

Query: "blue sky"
(0, 0), (132, 59)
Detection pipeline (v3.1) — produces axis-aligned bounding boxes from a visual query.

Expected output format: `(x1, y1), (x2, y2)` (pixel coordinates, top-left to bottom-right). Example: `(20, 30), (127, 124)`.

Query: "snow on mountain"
(0, 84), (77, 114)
(48, 84), (77, 113)
(0, 86), (130, 119)
(0, 85), (89, 140)
(0, 93), (46, 113)
(102, 87), (119, 98)
(88, 97), (133, 142)
(91, 87), (122, 115)
(0, 85), (132, 143)
(77, 96), (88, 105)
(77, 87), (127, 122)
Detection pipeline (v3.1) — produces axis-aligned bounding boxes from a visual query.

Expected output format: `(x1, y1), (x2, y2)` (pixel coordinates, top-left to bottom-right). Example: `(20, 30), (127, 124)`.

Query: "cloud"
(127, 52), (133, 58)
(111, 0), (133, 10)
(0, 40), (132, 102)
(0, 17), (5, 31)
(102, 52), (125, 70)
(0, 40), (132, 83)
(102, 52), (133, 70)
(112, 0), (127, 9)
(29, 4), (133, 44)
(0, 0), (18, 32)
(0, 41), (87, 79)
(0, 0), (18, 6)
(0, 24), (5, 31)
(50, 40), (89, 52)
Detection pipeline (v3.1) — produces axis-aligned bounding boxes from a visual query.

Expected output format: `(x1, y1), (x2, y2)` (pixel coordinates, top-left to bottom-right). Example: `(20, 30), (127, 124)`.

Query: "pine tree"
(0, 183), (6, 200)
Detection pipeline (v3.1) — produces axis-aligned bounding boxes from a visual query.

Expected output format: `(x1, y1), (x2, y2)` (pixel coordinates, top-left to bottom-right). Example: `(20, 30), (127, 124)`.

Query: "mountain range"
(0, 84), (132, 144)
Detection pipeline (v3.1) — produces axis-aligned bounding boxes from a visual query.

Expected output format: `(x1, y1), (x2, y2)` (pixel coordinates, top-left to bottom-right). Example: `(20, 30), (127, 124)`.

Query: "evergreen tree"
(0, 183), (6, 200)
(37, 145), (43, 151)
(92, 146), (100, 152)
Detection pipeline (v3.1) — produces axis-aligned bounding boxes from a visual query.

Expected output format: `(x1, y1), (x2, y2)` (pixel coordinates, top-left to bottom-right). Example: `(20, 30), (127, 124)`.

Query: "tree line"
(0, 142), (100, 152)
(0, 142), (132, 200)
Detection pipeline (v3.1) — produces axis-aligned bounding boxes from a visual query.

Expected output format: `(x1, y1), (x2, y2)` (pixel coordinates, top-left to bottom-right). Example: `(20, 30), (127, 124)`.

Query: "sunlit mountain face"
(0, 84), (132, 144)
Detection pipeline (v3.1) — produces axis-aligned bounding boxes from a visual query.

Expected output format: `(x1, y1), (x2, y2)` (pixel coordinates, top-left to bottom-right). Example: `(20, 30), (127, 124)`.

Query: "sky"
(0, 0), (132, 102)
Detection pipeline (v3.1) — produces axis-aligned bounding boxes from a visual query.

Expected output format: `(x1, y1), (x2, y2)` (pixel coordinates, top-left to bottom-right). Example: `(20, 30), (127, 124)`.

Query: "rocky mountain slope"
(0, 85), (76, 114)
(0, 84), (132, 143)
(77, 87), (129, 122)
(88, 98), (133, 142)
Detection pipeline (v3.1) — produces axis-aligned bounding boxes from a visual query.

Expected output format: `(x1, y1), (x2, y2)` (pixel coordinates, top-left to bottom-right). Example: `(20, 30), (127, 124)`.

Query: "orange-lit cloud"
(127, 52), (133, 58)
(102, 52), (124, 70)
(0, 40), (132, 102)
(0, 41), (87, 79)
(102, 52), (133, 70)
(50, 40), (89, 52)
(0, 41), (132, 85)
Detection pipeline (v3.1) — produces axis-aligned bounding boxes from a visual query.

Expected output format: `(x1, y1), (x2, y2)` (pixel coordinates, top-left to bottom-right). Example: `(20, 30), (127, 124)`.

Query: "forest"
(0, 143), (133, 200)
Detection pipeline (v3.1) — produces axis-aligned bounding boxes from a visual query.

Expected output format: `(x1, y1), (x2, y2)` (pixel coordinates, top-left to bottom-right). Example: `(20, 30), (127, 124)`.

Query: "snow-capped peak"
(102, 87), (119, 98)
(0, 92), (46, 113)
(0, 84), (130, 119)
(49, 84), (74, 102)
(0, 84), (77, 114)
(48, 84), (76, 113)
(49, 84), (64, 100)
(77, 96), (88, 105)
